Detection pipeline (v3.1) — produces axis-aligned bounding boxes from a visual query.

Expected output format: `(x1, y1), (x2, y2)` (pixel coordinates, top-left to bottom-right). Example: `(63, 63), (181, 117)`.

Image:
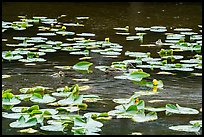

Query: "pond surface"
(2, 2), (202, 135)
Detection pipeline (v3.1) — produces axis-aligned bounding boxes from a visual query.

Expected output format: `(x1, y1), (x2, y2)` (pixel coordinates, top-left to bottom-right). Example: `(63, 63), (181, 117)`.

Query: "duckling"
(124, 26), (129, 32)
(51, 71), (65, 77)
(104, 67), (120, 74)
(155, 39), (163, 46)
(105, 63), (134, 74)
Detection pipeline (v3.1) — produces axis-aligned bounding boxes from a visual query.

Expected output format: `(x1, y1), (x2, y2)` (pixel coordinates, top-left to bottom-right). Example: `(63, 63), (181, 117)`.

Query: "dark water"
(2, 2), (202, 135)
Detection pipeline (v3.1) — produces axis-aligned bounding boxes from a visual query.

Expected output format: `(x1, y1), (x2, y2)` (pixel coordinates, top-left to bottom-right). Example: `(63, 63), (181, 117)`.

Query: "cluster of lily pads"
(2, 15), (202, 135)
(2, 15), (124, 65)
(2, 84), (202, 135)
(112, 25), (202, 74)
(2, 84), (107, 135)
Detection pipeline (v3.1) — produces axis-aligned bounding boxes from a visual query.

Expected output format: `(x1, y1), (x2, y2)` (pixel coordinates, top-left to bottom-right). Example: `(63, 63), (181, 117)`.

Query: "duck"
(51, 71), (65, 77)
(155, 39), (163, 46)
(104, 63), (134, 74)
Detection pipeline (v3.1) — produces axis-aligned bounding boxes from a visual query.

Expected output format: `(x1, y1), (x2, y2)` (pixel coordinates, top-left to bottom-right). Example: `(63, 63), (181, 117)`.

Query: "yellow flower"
(21, 19), (26, 22)
(105, 38), (109, 43)
(62, 26), (66, 30)
(135, 98), (139, 104)
(153, 79), (158, 86)
(153, 86), (158, 92)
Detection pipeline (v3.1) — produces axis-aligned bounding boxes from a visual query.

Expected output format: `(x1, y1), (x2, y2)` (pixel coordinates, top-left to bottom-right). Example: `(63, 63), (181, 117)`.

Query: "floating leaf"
(76, 33), (95, 37)
(132, 111), (158, 122)
(169, 125), (201, 133)
(10, 116), (38, 128)
(18, 128), (38, 133)
(166, 104), (199, 114)
(2, 75), (11, 79)
(145, 106), (166, 112)
(54, 66), (72, 70)
(30, 93), (56, 104)
(189, 120), (202, 127)
(71, 117), (103, 135)
(73, 61), (93, 71)
(2, 112), (29, 119)
(40, 124), (65, 132)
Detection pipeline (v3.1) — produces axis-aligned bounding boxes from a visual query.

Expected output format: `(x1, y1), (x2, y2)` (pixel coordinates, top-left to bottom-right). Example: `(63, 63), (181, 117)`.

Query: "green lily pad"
(71, 117), (103, 135)
(37, 33), (56, 36)
(76, 16), (89, 20)
(166, 104), (199, 114)
(84, 112), (111, 120)
(56, 31), (75, 35)
(126, 36), (142, 40)
(76, 33), (95, 37)
(39, 49), (57, 52)
(54, 66), (72, 70)
(73, 61), (93, 71)
(70, 50), (89, 56)
(2, 112), (29, 119)
(125, 51), (149, 58)
(64, 23), (84, 27)
(144, 106), (166, 112)
(169, 125), (201, 133)
(166, 34), (185, 40)
(15, 94), (32, 100)
(116, 32), (130, 35)
(83, 94), (102, 102)
(34, 44), (53, 49)
(57, 95), (83, 106)
(52, 92), (72, 97)
(2, 75), (11, 79)
(9, 116), (38, 128)
(30, 93), (56, 104)
(113, 26), (129, 31)
(174, 28), (192, 31)
(18, 58), (46, 62)
(56, 106), (80, 112)
(61, 47), (81, 51)
(40, 124), (65, 132)
(100, 50), (121, 56)
(128, 70), (150, 81)
(132, 111), (158, 122)
(135, 27), (150, 31)
(2, 93), (21, 106)
(189, 120), (202, 127)
(18, 128), (38, 133)
(2, 54), (24, 60)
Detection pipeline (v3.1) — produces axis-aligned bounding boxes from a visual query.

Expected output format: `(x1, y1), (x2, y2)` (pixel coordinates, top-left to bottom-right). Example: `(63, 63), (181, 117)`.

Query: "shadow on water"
(2, 2), (202, 135)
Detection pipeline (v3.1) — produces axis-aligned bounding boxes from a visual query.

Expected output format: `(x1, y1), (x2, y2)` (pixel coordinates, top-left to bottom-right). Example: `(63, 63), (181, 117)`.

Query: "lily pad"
(40, 124), (65, 132)
(56, 31), (75, 36)
(132, 111), (158, 122)
(76, 33), (95, 37)
(18, 128), (38, 133)
(54, 66), (72, 70)
(169, 125), (201, 133)
(144, 106), (166, 112)
(2, 92), (21, 106)
(2, 75), (11, 79)
(2, 112), (29, 119)
(70, 50), (89, 56)
(166, 104), (199, 114)
(39, 49), (57, 52)
(10, 116), (38, 128)
(71, 117), (103, 135)
(189, 120), (202, 127)
(30, 93), (56, 104)
(73, 61), (93, 71)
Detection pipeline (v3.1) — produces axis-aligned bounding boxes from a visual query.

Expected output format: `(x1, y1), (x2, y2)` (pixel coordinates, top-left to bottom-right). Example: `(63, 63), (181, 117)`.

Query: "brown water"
(2, 2), (202, 135)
